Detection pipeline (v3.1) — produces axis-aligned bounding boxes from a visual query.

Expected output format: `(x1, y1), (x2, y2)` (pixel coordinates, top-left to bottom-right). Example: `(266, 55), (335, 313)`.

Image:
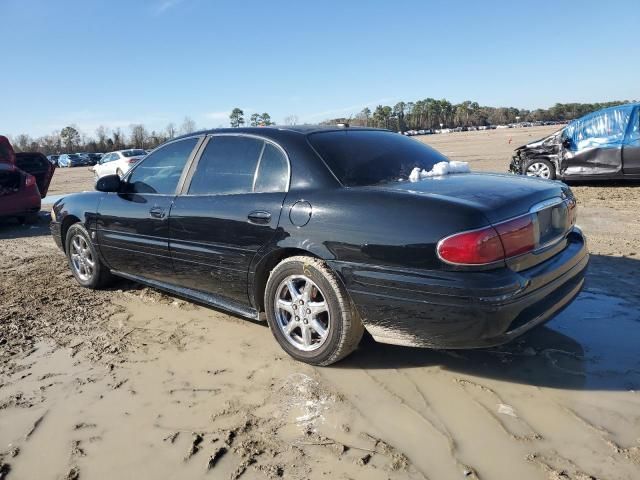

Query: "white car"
(92, 149), (147, 179)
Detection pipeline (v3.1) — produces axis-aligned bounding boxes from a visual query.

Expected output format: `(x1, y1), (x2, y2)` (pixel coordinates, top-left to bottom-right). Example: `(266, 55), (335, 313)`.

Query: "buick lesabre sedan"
(51, 126), (588, 365)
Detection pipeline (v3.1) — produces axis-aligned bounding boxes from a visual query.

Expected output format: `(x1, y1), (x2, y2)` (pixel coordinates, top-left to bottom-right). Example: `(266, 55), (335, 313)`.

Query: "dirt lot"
(1, 128), (639, 479)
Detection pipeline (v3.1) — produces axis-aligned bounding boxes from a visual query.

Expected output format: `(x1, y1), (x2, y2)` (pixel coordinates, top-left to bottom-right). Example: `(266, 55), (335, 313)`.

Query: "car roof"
(172, 125), (387, 142)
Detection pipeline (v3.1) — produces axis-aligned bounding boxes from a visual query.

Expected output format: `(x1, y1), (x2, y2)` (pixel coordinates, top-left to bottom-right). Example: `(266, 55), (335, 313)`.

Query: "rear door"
(169, 134), (290, 303)
(622, 106), (640, 175)
(96, 136), (202, 282)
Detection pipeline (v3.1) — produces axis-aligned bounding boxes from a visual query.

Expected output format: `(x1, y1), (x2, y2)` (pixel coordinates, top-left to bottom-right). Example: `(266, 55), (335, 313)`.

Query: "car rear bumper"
(0, 188), (41, 218)
(331, 228), (588, 349)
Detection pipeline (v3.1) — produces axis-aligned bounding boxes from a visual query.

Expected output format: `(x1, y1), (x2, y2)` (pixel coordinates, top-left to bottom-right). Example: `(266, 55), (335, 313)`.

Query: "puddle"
(547, 289), (640, 389)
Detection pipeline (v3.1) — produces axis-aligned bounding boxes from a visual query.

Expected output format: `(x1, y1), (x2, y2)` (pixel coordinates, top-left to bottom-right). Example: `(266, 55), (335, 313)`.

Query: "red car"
(0, 135), (55, 223)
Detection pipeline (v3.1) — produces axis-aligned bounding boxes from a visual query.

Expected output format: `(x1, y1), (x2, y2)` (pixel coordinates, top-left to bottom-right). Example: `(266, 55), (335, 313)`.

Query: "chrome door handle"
(149, 206), (166, 219)
(247, 210), (271, 225)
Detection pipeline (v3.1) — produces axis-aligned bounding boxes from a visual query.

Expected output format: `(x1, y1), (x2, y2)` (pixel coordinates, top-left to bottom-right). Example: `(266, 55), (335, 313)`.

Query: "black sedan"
(50, 126), (588, 365)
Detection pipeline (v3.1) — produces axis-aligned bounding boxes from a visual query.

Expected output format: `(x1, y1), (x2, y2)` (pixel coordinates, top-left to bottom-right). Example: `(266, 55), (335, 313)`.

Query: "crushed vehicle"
(51, 126), (588, 365)
(510, 103), (640, 180)
(0, 135), (55, 223)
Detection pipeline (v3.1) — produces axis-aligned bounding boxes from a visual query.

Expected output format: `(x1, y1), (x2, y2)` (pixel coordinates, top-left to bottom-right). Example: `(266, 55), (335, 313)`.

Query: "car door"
(94, 154), (109, 177)
(96, 136), (203, 282)
(169, 134), (290, 303)
(622, 106), (640, 175)
(560, 106), (631, 177)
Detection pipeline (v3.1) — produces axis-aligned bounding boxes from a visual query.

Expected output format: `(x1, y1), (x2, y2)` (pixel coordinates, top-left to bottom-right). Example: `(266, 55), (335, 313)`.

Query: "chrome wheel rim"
(274, 275), (330, 352)
(70, 234), (95, 282)
(526, 162), (551, 179)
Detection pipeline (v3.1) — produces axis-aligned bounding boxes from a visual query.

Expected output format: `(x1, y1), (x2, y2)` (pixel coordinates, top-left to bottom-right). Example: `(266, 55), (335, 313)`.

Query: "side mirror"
(96, 174), (121, 192)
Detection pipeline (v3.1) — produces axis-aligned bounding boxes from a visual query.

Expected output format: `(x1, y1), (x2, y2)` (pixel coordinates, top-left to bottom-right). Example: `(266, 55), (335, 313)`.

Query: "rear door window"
(253, 143), (289, 193)
(127, 137), (198, 194)
(188, 136), (263, 195)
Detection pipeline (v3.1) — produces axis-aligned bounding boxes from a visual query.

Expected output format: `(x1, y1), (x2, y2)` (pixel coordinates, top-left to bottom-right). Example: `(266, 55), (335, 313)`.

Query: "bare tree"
(284, 115), (298, 126)
(95, 126), (109, 151)
(181, 116), (197, 134)
(129, 124), (148, 148)
(112, 128), (125, 150)
(165, 122), (177, 139)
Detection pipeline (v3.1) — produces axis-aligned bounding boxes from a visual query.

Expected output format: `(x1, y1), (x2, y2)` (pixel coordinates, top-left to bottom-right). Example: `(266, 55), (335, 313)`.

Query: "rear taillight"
(25, 174), (37, 188)
(437, 226), (505, 265)
(127, 158), (139, 164)
(438, 215), (536, 265)
(494, 215), (536, 257)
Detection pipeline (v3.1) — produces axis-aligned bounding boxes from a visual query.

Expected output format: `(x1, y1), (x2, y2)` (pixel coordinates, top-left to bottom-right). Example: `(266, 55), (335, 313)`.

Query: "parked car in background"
(51, 126), (587, 365)
(1, 135), (55, 223)
(84, 153), (102, 165)
(510, 103), (640, 180)
(47, 154), (60, 165)
(58, 154), (86, 167)
(92, 149), (147, 179)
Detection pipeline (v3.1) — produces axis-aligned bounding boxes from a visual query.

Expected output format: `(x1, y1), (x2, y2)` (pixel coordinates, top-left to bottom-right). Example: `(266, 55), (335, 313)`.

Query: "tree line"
(321, 99), (638, 131)
(7, 99), (636, 155)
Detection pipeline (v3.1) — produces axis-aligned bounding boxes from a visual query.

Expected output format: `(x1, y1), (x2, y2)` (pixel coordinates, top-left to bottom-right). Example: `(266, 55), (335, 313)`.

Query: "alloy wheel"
(70, 234), (95, 282)
(274, 275), (331, 352)
(526, 162), (551, 179)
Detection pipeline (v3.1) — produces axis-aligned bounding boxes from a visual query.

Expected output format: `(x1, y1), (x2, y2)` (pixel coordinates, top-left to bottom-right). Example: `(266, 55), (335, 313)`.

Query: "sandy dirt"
(1, 128), (639, 479)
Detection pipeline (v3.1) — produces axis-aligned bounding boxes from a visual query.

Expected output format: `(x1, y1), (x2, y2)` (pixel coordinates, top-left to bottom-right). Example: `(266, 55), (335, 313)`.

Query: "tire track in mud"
(367, 369), (482, 477)
(561, 404), (640, 466)
(454, 378), (542, 442)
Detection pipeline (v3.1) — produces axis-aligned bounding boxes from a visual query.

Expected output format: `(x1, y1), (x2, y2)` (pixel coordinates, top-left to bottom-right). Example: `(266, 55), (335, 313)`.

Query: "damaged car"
(510, 103), (640, 180)
(1, 135), (55, 223)
(51, 126), (588, 365)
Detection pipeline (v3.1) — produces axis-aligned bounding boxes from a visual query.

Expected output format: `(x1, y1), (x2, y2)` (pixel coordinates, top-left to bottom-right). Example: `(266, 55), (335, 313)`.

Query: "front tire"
(524, 158), (556, 180)
(65, 223), (113, 289)
(264, 256), (364, 366)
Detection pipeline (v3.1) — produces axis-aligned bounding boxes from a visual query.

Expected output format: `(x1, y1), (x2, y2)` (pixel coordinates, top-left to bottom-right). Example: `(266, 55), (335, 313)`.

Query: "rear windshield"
(123, 149), (146, 157)
(308, 130), (448, 186)
(68, 154), (80, 159)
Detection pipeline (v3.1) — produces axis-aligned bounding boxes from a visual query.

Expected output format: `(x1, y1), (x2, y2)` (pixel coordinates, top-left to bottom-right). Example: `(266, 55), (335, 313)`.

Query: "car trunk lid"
(15, 152), (56, 197)
(373, 172), (565, 223)
(369, 172), (576, 270)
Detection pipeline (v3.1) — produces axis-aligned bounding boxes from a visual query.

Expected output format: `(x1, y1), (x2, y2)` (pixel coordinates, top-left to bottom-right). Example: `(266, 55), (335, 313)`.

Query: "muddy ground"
(1, 127), (639, 479)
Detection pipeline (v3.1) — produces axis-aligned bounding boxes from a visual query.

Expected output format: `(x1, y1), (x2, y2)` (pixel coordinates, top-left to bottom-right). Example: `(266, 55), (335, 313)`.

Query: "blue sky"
(2, 0), (638, 137)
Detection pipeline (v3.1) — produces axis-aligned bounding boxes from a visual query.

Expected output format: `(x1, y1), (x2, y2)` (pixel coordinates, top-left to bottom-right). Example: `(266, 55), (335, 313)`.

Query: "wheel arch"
(250, 247), (325, 314)
(60, 215), (81, 253)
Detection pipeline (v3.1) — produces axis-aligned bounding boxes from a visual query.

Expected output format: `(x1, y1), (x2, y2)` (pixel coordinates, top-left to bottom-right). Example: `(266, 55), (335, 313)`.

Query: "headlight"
(50, 208), (57, 222)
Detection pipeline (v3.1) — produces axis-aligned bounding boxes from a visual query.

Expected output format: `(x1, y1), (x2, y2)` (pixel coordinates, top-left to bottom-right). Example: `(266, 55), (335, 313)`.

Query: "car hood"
(368, 172), (566, 223)
(515, 129), (563, 153)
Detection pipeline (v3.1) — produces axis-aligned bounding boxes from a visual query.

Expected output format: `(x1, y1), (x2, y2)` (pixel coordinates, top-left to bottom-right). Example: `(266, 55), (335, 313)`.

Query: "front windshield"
(308, 130), (448, 187)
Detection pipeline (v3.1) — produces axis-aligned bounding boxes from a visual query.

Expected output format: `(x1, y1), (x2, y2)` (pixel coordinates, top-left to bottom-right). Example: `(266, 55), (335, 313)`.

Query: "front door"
(96, 136), (202, 282)
(560, 105), (632, 177)
(169, 134), (290, 303)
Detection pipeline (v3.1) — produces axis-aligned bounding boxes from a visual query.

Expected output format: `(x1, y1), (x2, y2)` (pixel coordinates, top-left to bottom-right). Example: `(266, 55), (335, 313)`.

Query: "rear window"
(68, 154), (80, 159)
(308, 130), (448, 186)
(123, 149), (146, 157)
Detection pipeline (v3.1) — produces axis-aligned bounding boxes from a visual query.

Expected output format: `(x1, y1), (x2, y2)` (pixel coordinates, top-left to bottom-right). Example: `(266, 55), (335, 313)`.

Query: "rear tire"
(116, 168), (124, 178)
(524, 158), (556, 180)
(264, 256), (364, 366)
(65, 223), (113, 289)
